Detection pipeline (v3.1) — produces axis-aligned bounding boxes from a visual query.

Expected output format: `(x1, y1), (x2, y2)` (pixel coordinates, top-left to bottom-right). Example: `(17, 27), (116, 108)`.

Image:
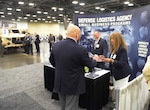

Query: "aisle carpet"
(0, 92), (45, 110)
(0, 63), (47, 110)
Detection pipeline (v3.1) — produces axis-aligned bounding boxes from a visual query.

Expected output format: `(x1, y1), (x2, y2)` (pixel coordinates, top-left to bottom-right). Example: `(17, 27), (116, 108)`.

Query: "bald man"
(92, 31), (108, 69)
(49, 24), (99, 110)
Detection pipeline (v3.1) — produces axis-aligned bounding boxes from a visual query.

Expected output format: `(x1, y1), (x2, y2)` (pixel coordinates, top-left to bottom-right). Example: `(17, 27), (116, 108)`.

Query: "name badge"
(113, 54), (117, 59)
(96, 44), (99, 48)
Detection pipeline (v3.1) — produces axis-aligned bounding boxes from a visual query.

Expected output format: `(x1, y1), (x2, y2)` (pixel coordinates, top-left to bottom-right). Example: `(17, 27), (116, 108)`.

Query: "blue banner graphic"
(74, 5), (150, 80)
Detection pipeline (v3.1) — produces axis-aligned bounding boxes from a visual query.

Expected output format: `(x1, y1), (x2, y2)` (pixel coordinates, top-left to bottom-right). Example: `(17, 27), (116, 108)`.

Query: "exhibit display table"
(44, 63), (110, 110)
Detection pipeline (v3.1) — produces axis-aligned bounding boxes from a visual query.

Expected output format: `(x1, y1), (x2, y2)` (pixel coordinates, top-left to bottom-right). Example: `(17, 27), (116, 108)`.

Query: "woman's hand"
(102, 58), (114, 63)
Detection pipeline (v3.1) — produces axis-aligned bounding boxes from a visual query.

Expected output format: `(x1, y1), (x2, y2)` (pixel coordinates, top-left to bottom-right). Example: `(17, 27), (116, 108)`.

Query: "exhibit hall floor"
(0, 41), (116, 110)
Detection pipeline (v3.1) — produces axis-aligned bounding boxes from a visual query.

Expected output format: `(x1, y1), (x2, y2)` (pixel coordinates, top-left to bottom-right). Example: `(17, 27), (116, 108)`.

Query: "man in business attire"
(49, 24), (99, 110)
(92, 31), (108, 69)
(34, 33), (40, 53)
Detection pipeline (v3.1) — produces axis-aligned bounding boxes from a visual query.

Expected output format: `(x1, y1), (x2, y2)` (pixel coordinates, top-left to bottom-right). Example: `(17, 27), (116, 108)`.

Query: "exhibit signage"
(74, 5), (150, 80)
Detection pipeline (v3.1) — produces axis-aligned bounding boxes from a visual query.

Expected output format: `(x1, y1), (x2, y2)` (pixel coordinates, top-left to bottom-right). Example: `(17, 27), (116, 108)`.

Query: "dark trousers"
(35, 42), (40, 53)
(0, 45), (4, 57)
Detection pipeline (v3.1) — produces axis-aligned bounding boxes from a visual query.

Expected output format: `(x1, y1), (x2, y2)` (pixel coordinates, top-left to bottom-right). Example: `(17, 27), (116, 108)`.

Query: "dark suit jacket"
(50, 38), (97, 95)
(110, 46), (131, 80)
(93, 38), (108, 68)
(93, 38), (108, 57)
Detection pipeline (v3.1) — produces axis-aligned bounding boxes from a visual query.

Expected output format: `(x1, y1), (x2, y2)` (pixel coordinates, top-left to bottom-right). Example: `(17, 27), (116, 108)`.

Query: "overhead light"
(80, 12), (84, 14)
(1, 15), (5, 18)
(52, 17), (56, 19)
(37, 11), (42, 14)
(37, 18), (41, 20)
(8, 12), (12, 15)
(18, 1), (24, 5)
(32, 15), (37, 17)
(72, 1), (78, 4)
(74, 11), (79, 13)
(0, 12), (4, 14)
(58, 8), (64, 11)
(128, 3), (134, 6)
(59, 14), (63, 16)
(30, 20), (33, 22)
(17, 19), (20, 21)
(42, 18), (46, 21)
(18, 17), (22, 19)
(24, 17), (27, 19)
(51, 7), (57, 11)
(29, 3), (34, 6)
(111, 10), (115, 13)
(47, 16), (51, 18)
(26, 14), (30, 16)
(16, 9), (21, 11)
(43, 12), (48, 14)
(7, 8), (12, 10)
(12, 19), (15, 21)
(100, 8), (105, 11)
(79, 3), (85, 6)
(95, 7), (100, 10)
(34, 20), (37, 22)
(124, 1), (130, 4)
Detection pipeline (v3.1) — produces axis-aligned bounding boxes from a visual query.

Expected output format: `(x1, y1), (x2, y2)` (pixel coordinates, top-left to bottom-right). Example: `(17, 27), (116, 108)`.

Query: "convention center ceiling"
(0, 0), (150, 23)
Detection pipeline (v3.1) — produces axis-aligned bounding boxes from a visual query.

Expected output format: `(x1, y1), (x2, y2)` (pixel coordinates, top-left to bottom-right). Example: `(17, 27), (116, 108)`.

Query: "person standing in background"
(48, 34), (55, 51)
(0, 37), (4, 57)
(101, 32), (131, 89)
(24, 33), (33, 55)
(92, 31), (108, 69)
(49, 24), (99, 110)
(34, 33), (40, 53)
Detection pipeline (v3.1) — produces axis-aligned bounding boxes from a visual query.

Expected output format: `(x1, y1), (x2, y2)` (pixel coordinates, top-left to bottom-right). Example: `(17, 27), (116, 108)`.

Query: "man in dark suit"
(92, 31), (108, 69)
(49, 24), (99, 110)
(34, 33), (40, 53)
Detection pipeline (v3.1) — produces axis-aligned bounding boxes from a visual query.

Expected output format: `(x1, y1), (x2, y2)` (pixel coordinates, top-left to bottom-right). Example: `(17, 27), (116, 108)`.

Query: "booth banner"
(74, 5), (150, 80)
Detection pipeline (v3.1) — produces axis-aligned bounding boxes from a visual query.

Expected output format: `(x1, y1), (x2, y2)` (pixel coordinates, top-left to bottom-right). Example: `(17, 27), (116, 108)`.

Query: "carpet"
(0, 92), (46, 110)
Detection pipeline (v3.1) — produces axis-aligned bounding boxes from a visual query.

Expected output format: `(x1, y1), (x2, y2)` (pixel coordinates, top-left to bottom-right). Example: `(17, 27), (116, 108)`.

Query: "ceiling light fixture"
(111, 10), (115, 13)
(128, 3), (134, 6)
(8, 12), (12, 15)
(33, 15), (37, 17)
(7, 8), (12, 10)
(47, 16), (51, 18)
(16, 9), (21, 11)
(0, 12), (4, 14)
(74, 11), (79, 13)
(29, 3), (34, 6)
(79, 3), (85, 6)
(1, 15), (5, 18)
(26, 14), (30, 16)
(72, 1), (78, 4)
(124, 1), (130, 4)
(18, 1), (24, 5)
(37, 11), (42, 14)
(59, 14), (63, 16)
(58, 8), (64, 11)
(100, 8), (105, 11)
(43, 12), (48, 14)
(80, 12), (84, 14)
(95, 7), (100, 10)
